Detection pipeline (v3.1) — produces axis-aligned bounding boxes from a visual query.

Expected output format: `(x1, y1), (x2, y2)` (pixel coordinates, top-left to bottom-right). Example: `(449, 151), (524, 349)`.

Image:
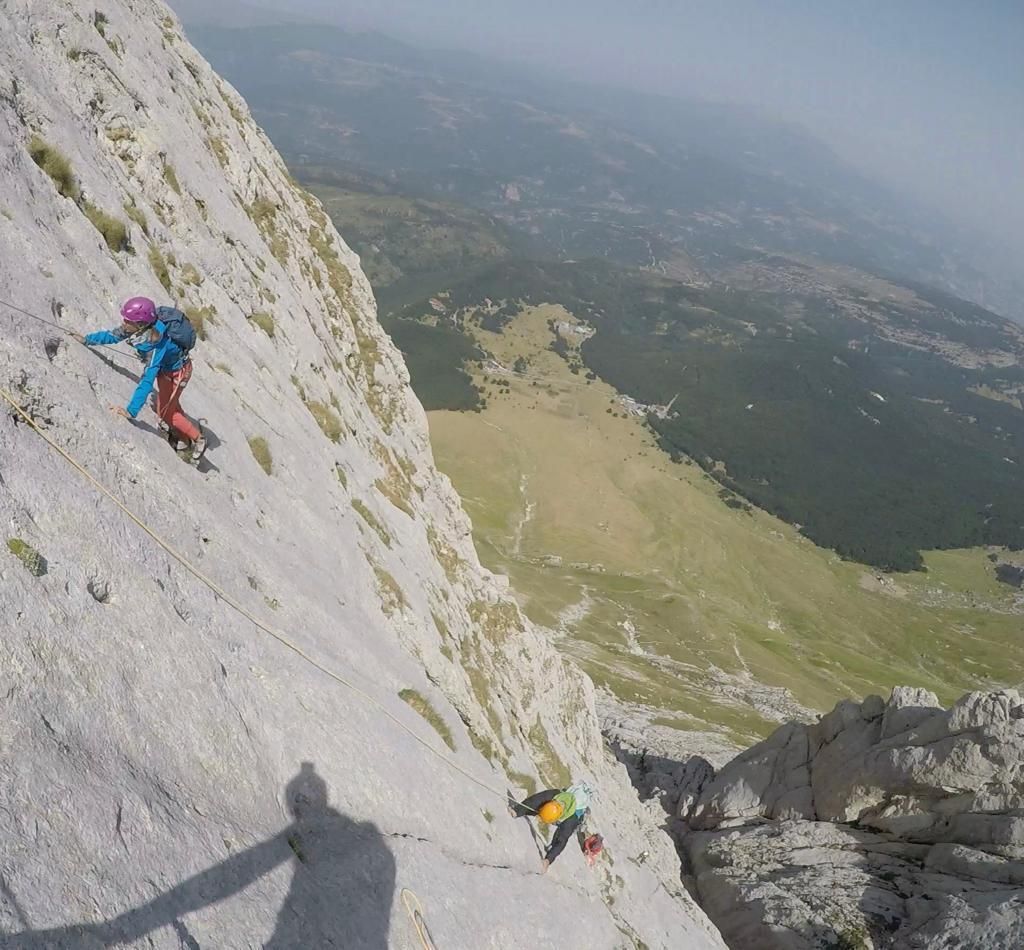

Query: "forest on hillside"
(396, 259), (1024, 571)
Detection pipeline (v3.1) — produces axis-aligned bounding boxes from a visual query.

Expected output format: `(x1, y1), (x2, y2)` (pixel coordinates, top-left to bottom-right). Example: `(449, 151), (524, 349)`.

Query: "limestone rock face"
(683, 688), (1024, 948)
(0, 3), (724, 947)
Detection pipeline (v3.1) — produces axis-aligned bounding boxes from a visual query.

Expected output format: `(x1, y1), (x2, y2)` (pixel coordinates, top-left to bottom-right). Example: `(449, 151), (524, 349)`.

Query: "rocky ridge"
(624, 687), (1024, 949)
(0, 2), (723, 947)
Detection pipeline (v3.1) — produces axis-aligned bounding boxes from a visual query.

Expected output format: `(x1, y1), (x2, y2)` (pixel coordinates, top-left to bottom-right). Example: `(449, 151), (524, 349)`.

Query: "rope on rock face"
(0, 386), (537, 815)
(0, 296), (69, 332)
(401, 889), (437, 950)
(0, 296), (141, 366)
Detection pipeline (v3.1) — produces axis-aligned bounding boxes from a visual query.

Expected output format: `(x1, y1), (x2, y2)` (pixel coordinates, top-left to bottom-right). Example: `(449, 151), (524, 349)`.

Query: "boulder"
(680, 688), (1024, 948)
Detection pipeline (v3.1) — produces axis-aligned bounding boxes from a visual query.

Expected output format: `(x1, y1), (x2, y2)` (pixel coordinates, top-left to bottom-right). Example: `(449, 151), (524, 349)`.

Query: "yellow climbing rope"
(401, 888), (437, 950)
(0, 386), (527, 813)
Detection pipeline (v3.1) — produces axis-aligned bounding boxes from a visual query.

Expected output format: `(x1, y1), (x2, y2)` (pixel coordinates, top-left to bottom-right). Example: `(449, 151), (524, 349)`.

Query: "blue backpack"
(156, 306), (197, 353)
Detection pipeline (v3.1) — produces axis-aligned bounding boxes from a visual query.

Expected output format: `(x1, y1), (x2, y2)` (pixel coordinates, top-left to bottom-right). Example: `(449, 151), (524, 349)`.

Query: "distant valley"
(190, 23), (1021, 320)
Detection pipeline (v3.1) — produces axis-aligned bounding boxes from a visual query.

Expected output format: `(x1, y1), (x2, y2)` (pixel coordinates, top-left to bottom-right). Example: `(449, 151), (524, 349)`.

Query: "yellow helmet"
(538, 800), (564, 823)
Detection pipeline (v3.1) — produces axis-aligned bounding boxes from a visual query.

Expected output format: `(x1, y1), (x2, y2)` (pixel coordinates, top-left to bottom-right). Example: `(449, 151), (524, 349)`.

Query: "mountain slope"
(0, 3), (723, 947)
(298, 163), (527, 313)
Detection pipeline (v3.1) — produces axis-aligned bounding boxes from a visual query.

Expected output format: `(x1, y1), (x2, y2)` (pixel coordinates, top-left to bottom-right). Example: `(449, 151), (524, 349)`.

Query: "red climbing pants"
(156, 362), (201, 442)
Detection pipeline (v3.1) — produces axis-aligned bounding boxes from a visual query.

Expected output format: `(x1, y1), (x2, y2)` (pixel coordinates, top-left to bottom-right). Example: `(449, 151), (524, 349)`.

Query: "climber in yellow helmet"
(508, 782), (597, 872)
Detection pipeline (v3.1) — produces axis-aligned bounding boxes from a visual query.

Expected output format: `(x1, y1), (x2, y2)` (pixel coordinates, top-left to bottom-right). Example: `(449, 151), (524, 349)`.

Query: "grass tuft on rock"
(208, 136), (229, 169)
(375, 478), (415, 518)
(528, 718), (572, 788)
(307, 221), (352, 304)
(185, 305), (216, 341)
(352, 499), (391, 547)
(247, 436), (273, 475)
(467, 599), (523, 644)
(148, 243), (172, 293)
(218, 82), (248, 127)
(506, 769), (538, 798)
(248, 196), (277, 229)
(427, 526), (464, 582)
(306, 400), (342, 442)
(373, 565), (406, 616)
(247, 197), (289, 266)
(7, 538), (47, 577)
(163, 161), (182, 195)
(249, 311), (275, 338)
(834, 927), (872, 950)
(123, 201), (148, 235)
(105, 127), (134, 145)
(83, 201), (128, 253)
(398, 688), (455, 750)
(469, 728), (498, 764)
(28, 136), (79, 201)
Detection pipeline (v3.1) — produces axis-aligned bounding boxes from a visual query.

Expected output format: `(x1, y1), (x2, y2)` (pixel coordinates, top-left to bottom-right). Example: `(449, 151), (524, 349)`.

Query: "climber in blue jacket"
(75, 296), (206, 463)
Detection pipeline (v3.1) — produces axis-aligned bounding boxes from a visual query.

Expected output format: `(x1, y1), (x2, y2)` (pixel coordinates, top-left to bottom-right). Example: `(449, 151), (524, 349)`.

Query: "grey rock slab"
(879, 687), (943, 741)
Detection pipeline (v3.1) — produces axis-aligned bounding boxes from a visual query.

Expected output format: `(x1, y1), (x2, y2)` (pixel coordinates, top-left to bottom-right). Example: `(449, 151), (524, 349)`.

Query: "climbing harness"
(401, 889), (437, 950)
(0, 385), (535, 816)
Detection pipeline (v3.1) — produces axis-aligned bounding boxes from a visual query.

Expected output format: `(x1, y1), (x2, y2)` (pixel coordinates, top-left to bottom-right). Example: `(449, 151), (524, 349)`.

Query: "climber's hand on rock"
(109, 405), (130, 420)
(70, 332), (85, 345)
(540, 859), (550, 874)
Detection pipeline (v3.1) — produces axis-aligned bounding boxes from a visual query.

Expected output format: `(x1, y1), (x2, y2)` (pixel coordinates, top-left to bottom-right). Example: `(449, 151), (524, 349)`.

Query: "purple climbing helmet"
(120, 296), (157, 325)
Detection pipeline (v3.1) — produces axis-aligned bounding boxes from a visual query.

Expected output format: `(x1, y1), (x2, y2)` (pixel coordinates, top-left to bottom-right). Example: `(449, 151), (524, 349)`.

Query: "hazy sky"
(192, 0), (1023, 255)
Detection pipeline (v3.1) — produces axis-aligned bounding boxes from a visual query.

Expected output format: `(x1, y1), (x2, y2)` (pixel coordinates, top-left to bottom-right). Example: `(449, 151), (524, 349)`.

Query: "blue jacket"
(85, 320), (188, 418)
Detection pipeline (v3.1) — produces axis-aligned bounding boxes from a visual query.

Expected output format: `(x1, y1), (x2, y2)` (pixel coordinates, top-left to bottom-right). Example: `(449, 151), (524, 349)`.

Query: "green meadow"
(429, 306), (1024, 746)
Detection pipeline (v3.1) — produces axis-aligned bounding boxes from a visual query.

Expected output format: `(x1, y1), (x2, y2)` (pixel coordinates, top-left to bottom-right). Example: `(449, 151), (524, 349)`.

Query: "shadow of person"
(193, 422), (221, 474)
(131, 417), (162, 439)
(198, 422), (221, 453)
(84, 345), (142, 385)
(0, 763), (396, 949)
(263, 763), (396, 948)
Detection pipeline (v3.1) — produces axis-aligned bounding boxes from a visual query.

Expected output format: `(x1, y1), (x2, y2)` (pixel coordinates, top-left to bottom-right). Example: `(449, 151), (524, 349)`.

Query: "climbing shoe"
(160, 420), (190, 452)
(158, 420), (183, 448)
(189, 430), (208, 467)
